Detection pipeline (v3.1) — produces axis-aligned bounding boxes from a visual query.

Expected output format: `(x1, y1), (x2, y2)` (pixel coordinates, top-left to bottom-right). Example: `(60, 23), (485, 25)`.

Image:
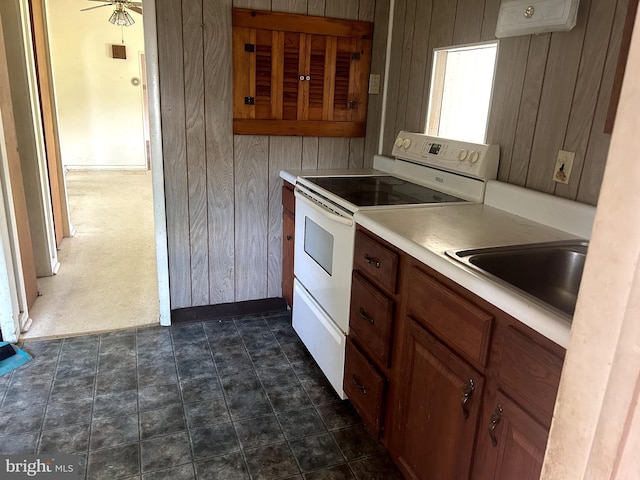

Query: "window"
(426, 41), (499, 143)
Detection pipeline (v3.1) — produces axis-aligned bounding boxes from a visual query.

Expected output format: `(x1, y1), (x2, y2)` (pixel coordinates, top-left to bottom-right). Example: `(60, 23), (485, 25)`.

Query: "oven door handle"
(294, 188), (354, 227)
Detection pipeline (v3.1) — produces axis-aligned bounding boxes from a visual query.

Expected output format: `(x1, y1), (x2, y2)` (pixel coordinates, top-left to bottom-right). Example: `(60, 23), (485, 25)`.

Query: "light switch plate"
(553, 150), (575, 184)
(368, 74), (381, 95)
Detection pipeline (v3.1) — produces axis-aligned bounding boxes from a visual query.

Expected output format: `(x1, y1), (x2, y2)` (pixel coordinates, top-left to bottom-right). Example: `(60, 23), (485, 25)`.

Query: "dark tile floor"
(0, 312), (404, 480)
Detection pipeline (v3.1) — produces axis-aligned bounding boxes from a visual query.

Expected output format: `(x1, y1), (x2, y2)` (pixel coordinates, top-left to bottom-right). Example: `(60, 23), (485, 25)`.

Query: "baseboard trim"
(171, 298), (288, 324)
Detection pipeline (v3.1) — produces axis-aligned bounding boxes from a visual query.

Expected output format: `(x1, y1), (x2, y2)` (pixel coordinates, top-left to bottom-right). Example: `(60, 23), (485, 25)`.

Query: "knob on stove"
(457, 149), (468, 161)
(469, 151), (480, 163)
(395, 137), (404, 148)
(402, 138), (411, 149)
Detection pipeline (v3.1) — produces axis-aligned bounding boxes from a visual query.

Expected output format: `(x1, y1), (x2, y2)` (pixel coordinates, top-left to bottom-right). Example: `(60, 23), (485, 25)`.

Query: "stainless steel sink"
(447, 240), (588, 319)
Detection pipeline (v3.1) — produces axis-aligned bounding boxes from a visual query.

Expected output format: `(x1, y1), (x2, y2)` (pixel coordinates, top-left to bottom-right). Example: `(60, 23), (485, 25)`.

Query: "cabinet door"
(397, 318), (484, 480)
(474, 391), (549, 480)
(300, 34), (332, 121)
(282, 31), (301, 121)
(282, 209), (295, 307)
(232, 8), (372, 136)
(331, 37), (370, 123)
(295, 33), (365, 123)
(233, 27), (282, 120)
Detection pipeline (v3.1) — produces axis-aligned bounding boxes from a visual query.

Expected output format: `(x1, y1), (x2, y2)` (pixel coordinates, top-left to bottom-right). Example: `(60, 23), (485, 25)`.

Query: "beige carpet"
(22, 171), (159, 340)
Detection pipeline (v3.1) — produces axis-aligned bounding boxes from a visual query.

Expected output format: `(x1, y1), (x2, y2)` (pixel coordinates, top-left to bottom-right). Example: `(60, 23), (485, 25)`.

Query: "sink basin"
(447, 240), (588, 319)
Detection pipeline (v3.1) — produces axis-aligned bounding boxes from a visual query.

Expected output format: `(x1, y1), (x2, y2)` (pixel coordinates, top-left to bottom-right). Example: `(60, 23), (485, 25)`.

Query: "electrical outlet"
(553, 150), (575, 184)
(368, 74), (381, 95)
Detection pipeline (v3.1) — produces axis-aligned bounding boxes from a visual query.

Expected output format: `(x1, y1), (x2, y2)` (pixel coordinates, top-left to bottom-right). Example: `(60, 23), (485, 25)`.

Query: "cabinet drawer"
(344, 339), (386, 437)
(354, 231), (399, 293)
(497, 326), (564, 427)
(282, 183), (295, 213)
(407, 266), (493, 367)
(349, 272), (394, 368)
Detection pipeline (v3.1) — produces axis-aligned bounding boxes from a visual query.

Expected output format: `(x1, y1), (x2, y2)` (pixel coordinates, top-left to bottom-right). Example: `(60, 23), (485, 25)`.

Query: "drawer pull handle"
(461, 378), (475, 419)
(352, 374), (367, 395)
(364, 253), (380, 268)
(488, 405), (503, 447)
(359, 307), (375, 325)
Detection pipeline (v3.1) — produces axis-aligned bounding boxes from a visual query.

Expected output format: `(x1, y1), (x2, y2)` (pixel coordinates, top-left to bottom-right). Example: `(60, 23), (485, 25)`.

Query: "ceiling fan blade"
(128, 1), (143, 6)
(80, 3), (114, 11)
(127, 6), (143, 14)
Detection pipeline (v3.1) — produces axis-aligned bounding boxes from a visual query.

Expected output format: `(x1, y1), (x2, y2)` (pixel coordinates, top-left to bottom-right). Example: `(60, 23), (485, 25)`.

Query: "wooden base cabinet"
(473, 391), (549, 480)
(471, 323), (564, 480)
(344, 338), (387, 437)
(343, 227), (566, 480)
(281, 182), (295, 307)
(397, 318), (484, 480)
(344, 228), (401, 442)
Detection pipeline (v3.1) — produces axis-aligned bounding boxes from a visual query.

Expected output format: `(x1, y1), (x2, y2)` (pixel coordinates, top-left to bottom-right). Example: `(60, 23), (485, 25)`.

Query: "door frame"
(142, 0), (170, 326)
(0, 0), (171, 335)
(0, 106), (24, 342)
(0, 9), (30, 339)
(37, 0), (170, 326)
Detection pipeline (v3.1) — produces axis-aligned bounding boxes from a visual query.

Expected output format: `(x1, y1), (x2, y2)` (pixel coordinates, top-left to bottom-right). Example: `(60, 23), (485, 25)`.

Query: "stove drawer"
(344, 338), (386, 437)
(354, 230), (399, 293)
(292, 279), (346, 400)
(349, 272), (394, 368)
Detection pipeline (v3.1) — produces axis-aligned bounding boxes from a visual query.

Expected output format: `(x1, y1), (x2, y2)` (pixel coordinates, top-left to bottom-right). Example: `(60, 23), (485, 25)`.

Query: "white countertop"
(281, 165), (593, 349)
(355, 204), (580, 348)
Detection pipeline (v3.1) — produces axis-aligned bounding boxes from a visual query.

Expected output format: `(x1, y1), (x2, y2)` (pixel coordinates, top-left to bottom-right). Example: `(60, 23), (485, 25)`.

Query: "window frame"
(425, 40), (500, 143)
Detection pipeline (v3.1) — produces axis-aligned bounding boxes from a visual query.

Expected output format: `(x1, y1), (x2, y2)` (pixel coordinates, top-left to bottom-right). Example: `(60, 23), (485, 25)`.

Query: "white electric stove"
(292, 131), (500, 398)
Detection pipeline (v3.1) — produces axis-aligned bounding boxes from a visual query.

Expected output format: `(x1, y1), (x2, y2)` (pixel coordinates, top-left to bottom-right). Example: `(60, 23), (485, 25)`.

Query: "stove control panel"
(392, 131), (500, 180)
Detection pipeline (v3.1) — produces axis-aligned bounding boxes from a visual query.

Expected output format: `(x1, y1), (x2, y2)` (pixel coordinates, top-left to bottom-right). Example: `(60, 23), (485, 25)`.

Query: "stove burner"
(305, 176), (465, 207)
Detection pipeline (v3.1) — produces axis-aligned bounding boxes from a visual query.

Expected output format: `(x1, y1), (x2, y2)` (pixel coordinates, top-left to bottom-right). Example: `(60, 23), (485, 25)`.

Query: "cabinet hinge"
(351, 52), (361, 60)
(244, 97), (255, 105)
(244, 43), (255, 52)
(348, 101), (358, 109)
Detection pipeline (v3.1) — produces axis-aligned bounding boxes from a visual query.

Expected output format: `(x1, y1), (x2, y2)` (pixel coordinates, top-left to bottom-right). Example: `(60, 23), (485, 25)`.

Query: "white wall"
(46, 0), (146, 169)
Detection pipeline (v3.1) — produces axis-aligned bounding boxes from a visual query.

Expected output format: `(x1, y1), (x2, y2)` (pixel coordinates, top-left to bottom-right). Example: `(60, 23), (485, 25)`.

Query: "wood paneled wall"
(156, 0), (382, 309)
(381, 0), (627, 206)
(157, 0), (623, 309)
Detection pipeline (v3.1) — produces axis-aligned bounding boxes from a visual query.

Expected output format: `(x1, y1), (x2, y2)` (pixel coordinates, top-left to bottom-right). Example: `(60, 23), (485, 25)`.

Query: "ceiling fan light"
(108, 8), (135, 26)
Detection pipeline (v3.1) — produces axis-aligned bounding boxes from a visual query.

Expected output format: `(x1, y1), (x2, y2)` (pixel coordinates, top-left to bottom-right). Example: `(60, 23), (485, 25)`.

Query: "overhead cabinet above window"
(232, 8), (373, 137)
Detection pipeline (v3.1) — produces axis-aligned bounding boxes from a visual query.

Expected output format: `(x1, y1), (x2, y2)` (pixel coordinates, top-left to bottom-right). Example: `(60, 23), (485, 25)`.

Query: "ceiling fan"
(81, 1), (143, 26)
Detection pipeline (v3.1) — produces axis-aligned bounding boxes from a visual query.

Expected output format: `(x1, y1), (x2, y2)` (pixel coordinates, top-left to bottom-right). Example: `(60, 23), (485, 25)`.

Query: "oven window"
(304, 217), (333, 275)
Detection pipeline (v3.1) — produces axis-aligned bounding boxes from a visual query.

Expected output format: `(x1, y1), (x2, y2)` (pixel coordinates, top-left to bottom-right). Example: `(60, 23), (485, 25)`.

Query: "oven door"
(293, 188), (355, 334)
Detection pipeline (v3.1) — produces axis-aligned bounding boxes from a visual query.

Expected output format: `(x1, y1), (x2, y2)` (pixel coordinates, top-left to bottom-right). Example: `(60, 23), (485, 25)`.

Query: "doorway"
(21, 0), (159, 338)
(22, 171), (159, 338)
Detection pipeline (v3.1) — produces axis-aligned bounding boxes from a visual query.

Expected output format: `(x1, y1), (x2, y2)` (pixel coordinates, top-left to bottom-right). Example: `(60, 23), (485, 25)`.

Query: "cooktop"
(305, 176), (465, 207)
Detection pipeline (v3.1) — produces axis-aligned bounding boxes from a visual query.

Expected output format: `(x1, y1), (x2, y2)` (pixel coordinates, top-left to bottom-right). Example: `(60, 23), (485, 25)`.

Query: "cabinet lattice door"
(232, 8), (372, 137)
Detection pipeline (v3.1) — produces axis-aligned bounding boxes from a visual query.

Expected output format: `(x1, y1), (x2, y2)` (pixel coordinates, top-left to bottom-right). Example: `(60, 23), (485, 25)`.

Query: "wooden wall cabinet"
(281, 181), (295, 307)
(232, 8), (373, 137)
(344, 227), (566, 480)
